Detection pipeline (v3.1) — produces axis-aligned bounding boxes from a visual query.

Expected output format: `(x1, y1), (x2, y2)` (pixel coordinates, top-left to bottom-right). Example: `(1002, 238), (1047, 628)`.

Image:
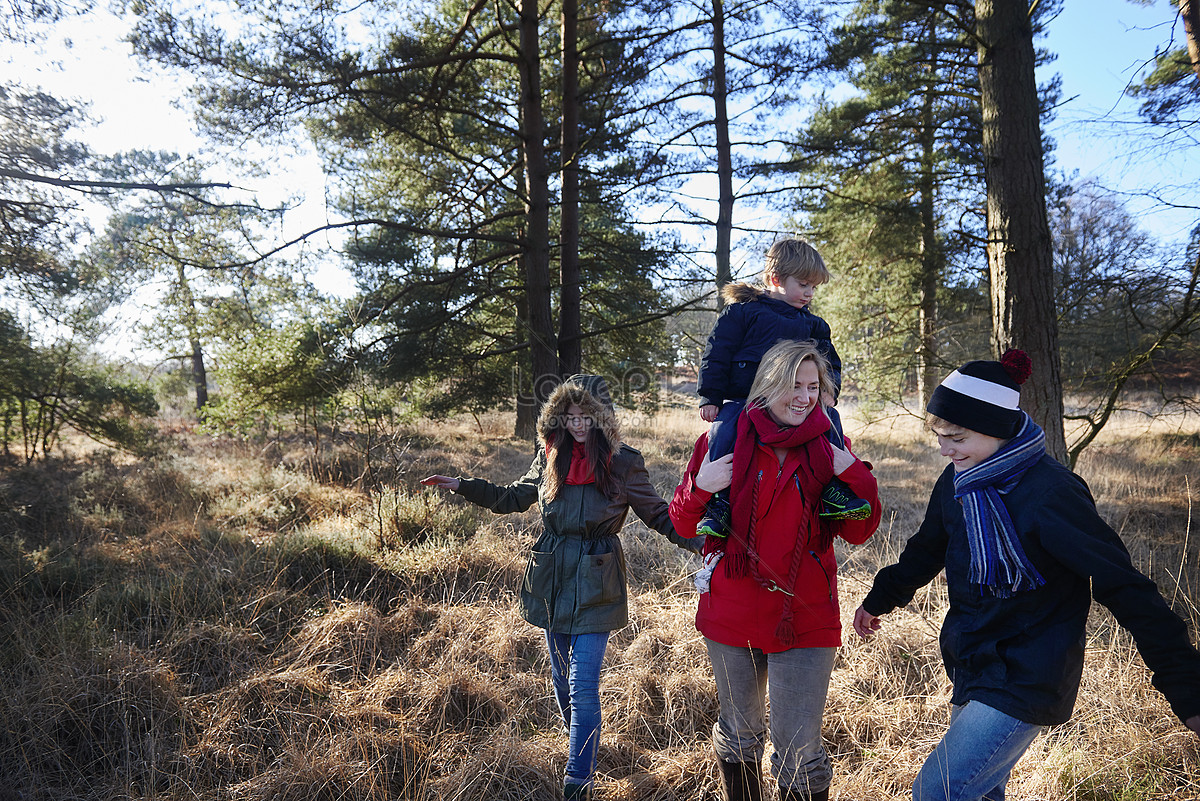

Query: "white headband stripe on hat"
(940, 370), (1020, 409)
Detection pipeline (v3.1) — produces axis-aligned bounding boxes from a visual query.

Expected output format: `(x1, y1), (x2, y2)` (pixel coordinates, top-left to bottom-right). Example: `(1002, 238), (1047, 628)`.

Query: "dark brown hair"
(538, 381), (621, 502)
(543, 418), (618, 502)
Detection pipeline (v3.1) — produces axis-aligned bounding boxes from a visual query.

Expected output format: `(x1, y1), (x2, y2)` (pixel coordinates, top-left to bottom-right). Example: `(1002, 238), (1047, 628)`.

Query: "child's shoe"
(819, 477), (871, 520)
(696, 492), (732, 538)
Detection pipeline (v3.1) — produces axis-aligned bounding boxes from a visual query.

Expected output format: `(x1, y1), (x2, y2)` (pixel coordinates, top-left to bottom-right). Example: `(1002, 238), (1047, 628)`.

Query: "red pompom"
(1000, 349), (1032, 385)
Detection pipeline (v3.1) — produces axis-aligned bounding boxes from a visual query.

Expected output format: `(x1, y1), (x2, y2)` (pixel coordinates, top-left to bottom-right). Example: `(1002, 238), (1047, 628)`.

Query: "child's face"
(931, 423), (1006, 472)
(563, 403), (594, 443)
(767, 359), (821, 427)
(767, 273), (818, 309)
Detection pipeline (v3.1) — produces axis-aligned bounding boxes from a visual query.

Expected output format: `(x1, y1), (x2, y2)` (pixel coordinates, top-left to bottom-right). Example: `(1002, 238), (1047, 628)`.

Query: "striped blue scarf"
(952, 413), (1047, 598)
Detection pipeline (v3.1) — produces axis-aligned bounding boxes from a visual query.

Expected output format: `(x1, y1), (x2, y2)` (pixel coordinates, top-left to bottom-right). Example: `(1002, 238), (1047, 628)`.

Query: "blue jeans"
(913, 701), (1043, 801)
(707, 400), (746, 460)
(705, 638), (836, 794)
(546, 631), (610, 789)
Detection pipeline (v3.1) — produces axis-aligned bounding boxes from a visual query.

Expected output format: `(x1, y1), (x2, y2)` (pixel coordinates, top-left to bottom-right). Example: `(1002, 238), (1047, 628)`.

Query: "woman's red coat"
(670, 432), (881, 652)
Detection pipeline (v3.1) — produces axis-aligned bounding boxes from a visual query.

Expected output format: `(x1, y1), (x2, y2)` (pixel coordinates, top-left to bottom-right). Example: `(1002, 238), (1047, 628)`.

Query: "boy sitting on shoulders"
(695, 237), (869, 550)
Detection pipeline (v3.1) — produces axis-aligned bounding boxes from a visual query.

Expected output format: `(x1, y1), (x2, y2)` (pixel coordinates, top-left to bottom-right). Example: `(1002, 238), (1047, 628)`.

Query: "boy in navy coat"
(696, 237), (869, 542)
(854, 351), (1200, 801)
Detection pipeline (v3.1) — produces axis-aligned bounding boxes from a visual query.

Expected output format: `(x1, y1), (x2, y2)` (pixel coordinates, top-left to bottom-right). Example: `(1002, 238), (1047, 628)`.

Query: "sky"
(3, 4), (337, 282)
(1041, 0), (1197, 244)
(3, 0), (1197, 283)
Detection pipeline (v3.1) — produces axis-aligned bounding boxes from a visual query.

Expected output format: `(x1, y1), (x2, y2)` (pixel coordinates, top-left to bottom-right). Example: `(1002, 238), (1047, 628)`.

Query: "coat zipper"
(810, 550), (833, 600)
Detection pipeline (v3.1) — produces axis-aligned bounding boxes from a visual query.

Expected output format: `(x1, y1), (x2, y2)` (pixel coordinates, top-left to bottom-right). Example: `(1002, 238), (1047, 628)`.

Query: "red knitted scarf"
(710, 403), (837, 645)
(564, 441), (594, 485)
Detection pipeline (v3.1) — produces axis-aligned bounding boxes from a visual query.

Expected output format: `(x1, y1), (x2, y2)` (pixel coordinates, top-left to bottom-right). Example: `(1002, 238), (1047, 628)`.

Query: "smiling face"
(767, 358), (821, 427)
(931, 422), (1007, 472)
(563, 403), (594, 443)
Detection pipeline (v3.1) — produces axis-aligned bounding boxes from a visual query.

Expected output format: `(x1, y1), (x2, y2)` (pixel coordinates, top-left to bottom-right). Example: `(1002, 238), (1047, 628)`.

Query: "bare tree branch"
(0, 166), (233, 194)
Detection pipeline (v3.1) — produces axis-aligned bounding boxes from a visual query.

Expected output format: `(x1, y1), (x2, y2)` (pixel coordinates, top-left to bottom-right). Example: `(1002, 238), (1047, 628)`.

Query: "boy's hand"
(694, 452), (733, 494)
(700, 404), (720, 423)
(1188, 715), (1200, 738)
(421, 475), (460, 492)
(852, 605), (882, 639)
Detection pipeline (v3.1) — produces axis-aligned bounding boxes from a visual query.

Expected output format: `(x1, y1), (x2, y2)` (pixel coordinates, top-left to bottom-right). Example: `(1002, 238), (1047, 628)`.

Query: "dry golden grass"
(0, 405), (1197, 800)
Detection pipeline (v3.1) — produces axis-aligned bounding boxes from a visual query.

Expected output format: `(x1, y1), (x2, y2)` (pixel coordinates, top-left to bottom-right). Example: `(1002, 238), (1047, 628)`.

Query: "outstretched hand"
(421, 475), (460, 492)
(852, 605), (882, 640)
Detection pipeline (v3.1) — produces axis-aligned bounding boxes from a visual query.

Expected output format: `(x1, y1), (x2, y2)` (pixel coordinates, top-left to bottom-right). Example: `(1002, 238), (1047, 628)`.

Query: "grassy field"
(1, 403), (1198, 800)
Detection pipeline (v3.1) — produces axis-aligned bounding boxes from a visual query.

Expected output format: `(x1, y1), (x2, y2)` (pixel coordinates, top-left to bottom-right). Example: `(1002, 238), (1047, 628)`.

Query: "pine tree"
(780, 0), (987, 408)
(130, 0), (679, 434)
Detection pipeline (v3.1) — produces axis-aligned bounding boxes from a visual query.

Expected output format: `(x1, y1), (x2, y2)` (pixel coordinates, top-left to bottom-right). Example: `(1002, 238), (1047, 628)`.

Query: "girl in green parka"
(422, 374), (698, 800)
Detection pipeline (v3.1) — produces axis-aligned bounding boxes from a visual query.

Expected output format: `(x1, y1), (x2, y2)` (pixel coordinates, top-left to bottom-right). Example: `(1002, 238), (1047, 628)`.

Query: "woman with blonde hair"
(423, 374), (696, 800)
(670, 340), (881, 801)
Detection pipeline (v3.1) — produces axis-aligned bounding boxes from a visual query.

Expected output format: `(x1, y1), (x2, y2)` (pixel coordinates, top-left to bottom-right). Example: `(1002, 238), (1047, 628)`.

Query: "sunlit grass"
(1, 406), (1198, 799)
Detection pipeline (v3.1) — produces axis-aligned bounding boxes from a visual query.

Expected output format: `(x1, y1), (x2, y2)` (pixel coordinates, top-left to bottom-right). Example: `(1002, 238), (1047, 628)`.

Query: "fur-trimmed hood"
(721, 281), (765, 305)
(536, 374), (622, 450)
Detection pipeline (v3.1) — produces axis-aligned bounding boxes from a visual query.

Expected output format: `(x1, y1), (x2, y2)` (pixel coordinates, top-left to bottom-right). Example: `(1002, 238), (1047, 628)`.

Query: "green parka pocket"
(523, 550), (555, 600)
(578, 550), (621, 608)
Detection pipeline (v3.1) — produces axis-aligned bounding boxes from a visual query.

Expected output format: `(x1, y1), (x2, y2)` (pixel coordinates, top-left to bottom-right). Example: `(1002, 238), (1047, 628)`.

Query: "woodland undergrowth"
(0, 405), (1197, 800)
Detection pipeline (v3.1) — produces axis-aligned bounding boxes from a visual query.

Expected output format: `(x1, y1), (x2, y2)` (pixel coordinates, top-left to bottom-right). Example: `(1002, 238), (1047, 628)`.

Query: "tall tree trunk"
(190, 336), (208, 411)
(516, 0), (558, 439)
(514, 289), (538, 438)
(917, 22), (941, 409)
(1181, 0), (1200, 80)
(175, 261), (208, 412)
(558, 0), (582, 377)
(712, 0), (734, 307)
(975, 0), (1066, 461)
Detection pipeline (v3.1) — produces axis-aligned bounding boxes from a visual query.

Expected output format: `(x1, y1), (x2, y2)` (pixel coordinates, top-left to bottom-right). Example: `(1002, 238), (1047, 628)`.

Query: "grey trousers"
(705, 638), (836, 794)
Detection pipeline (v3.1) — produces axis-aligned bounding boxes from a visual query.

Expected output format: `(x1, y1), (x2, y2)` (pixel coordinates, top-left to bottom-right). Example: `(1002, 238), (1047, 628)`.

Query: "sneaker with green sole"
(697, 493), (732, 538)
(819, 478), (871, 520)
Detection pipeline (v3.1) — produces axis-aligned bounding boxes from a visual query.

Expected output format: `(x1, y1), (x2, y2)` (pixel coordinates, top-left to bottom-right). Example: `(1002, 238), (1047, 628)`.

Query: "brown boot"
(716, 757), (762, 801)
(779, 785), (829, 801)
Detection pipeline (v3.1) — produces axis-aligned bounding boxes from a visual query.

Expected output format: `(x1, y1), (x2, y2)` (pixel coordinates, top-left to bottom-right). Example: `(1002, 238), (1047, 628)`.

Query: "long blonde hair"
(747, 340), (834, 415)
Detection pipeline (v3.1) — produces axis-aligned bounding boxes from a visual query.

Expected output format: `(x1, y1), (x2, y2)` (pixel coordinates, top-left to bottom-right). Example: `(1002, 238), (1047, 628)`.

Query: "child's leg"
(707, 400), (744, 459)
(912, 701), (1042, 801)
(824, 404), (846, 449)
(698, 401), (744, 539)
(554, 631), (611, 794)
(819, 404), (871, 520)
(545, 631), (573, 732)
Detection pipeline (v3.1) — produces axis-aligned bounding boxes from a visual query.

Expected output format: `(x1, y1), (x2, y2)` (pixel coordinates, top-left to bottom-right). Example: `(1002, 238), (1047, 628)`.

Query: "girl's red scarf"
(709, 403), (837, 645)
(564, 441), (594, 485)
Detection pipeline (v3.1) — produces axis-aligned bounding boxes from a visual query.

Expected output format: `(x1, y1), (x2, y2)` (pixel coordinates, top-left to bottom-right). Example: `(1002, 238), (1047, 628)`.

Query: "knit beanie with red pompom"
(926, 349), (1033, 439)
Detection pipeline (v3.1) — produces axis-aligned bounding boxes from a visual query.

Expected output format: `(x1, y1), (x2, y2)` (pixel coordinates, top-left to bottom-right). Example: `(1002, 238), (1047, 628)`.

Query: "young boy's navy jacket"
(698, 283), (842, 409)
(862, 455), (1200, 727)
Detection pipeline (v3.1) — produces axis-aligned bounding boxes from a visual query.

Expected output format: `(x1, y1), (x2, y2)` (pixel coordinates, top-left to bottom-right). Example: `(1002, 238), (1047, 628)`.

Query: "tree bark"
(975, 0), (1066, 461)
(174, 260), (208, 412)
(917, 21), (941, 408)
(516, 0), (558, 438)
(1182, 0), (1200, 80)
(558, 0), (582, 377)
(514, 292), (538, 439)
(712, 0), (734, 306)
(190, 337), (209, 412)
